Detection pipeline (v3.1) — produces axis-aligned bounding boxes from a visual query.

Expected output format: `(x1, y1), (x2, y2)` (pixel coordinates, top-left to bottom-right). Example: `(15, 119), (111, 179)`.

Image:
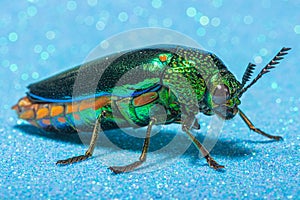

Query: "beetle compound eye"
(212, 84), (230, 104)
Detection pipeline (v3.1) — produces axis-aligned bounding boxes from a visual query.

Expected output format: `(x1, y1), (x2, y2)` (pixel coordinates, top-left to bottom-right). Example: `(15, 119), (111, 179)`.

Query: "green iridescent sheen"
(79, 45), (243, 129)
(25, 45), (244, 131)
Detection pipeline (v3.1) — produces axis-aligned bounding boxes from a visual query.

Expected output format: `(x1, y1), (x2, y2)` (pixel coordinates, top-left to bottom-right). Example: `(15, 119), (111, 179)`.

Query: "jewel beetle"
(12, 45), (291, 173)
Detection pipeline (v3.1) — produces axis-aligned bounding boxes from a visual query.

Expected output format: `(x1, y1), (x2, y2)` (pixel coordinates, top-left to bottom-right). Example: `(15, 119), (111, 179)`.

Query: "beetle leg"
(56, 111), (106, 165)
(238, 109), (283, 140)
(109, 117), (156, 174)
(183, 125), (225, 169)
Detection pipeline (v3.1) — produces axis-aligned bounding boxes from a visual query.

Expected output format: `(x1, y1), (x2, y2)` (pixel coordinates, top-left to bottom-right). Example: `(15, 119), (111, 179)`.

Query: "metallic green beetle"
(12, 45), (291, 173)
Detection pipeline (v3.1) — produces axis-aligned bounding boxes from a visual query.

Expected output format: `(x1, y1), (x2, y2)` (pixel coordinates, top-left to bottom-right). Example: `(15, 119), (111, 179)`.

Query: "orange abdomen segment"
(12, 96), (111, 132)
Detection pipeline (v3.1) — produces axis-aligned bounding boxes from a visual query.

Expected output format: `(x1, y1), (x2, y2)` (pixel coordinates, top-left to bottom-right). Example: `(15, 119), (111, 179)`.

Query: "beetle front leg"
(109, 117), (156, 174)
(238, 109), (283, 141)
(56, 111), (106, 165)
(182, 125), (225, 170)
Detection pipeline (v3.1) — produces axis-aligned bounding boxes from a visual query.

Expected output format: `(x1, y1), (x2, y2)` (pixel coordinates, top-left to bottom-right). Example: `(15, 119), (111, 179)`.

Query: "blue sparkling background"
(1, 0), (299, 199)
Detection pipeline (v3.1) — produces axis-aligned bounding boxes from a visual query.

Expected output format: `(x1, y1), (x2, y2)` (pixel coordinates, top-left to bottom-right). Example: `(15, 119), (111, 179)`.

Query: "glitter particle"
(8, 32), (18, 42)
(186, 7), (197, 17)
(199, 16), (209, 26)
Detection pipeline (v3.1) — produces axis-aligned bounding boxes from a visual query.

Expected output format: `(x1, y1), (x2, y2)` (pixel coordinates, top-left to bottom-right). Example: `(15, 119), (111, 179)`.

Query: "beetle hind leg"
(109, 117), (156, 174)
(56, 111), (105, 165)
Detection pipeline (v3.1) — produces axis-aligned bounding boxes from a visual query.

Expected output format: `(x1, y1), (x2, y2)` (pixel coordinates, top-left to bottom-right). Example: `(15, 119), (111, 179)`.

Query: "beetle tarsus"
(273, 136), (283, 141)
(205, 155), (225, 169)
(250, 127), (283, 141)
(108, 118), (156, 174)
(56, 154), (90, 165)
(56, 112), (104, 166)
(109, 161), (143, 174)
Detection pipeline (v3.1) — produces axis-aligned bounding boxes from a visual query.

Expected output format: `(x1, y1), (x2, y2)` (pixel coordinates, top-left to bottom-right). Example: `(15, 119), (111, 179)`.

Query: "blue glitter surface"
(1, 0), (299, 199)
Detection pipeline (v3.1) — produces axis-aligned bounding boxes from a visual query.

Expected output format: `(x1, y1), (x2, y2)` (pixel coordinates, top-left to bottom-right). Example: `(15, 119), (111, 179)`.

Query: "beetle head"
(208, 47), (291, 120)
(206, 70), (242, 120)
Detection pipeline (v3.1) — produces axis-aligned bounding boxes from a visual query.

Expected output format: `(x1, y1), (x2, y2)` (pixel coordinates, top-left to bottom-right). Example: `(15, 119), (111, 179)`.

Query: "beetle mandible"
(12, 45), (291, 173)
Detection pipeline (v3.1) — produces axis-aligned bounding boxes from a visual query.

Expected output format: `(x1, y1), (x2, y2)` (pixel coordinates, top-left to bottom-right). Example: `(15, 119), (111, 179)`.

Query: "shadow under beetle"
(12, 45), (291, 173)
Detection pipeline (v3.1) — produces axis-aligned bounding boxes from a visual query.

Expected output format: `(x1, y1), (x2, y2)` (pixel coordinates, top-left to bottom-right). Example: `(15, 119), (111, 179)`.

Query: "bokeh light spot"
(100, 40), (109, 49)
(208, 39), (216, 47)
(8, 32), (18, 42)
(271, 82), (278, 89)
(212, 0), (223, 8)
(152, 0), (162, 8)
(163, 18), (172, 27)
(244, 15), (253, 25)
(211, 17), (221, 27)
(197, 27), (206, 36)
(34, 45), (42, 53)
(40, 51), (49, 60)
(46, 31), (55, 40)
(199, 16), (209, 26)
(186, 7), (197, 17)
(21, 73), (29, 81)
(47, 45), (56, 53)
(66, 1), (77, 11)
(87, 0), (98, 6)
(27, 6), (37, 17)
(10, 64), (18, 72)
(259, 48), (268, 56)
(84, 16), (94, 26)
(133, 6), (144, 16)
(96, 21), (106, 30)
(32, 72), (39, 79)
(254, 56), (262, 64)
(118, 12), (128, 22)
(294, 25), (300, 34)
